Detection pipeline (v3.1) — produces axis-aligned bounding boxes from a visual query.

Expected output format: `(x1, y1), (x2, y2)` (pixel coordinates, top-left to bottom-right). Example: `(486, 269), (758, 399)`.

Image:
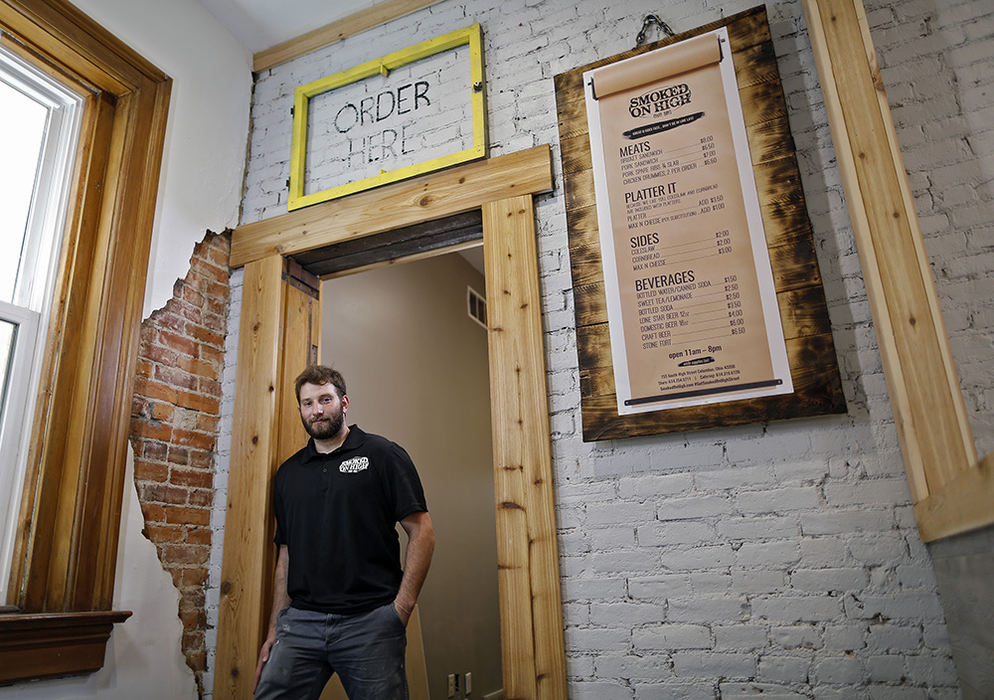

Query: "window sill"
(0, 610), (131, 683)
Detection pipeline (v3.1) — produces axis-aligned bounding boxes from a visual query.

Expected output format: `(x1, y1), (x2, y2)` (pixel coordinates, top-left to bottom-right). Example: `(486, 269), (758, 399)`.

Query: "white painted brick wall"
(215, 0), (994, 696)
(867, 0), (994, 456)
(203, 266), (242, 699)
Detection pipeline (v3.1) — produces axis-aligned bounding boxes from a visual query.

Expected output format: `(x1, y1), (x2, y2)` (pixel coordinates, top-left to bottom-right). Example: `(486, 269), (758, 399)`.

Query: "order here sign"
(288, 24), (487, 210)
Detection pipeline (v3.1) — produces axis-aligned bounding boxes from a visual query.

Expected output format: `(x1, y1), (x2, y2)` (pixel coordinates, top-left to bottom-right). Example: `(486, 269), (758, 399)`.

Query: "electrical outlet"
(447, 673), (456, 698)
(465, 671), (473, 695)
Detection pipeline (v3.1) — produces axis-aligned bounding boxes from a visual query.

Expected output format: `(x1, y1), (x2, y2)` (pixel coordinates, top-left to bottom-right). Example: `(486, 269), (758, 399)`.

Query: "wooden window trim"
(0, 0), (171, 683)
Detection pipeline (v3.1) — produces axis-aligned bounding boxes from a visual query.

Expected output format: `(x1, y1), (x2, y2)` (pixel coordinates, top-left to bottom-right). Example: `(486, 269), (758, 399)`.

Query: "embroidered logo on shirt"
(339, 456), (369, 473)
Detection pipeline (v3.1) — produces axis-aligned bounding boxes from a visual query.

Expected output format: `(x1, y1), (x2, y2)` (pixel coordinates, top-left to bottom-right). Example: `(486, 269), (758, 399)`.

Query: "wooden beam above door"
(230, 145), (554, 268)
(292, 210), (483, 278)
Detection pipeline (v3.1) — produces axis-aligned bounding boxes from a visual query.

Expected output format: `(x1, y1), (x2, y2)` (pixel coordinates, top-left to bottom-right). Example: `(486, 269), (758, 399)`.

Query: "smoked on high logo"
(628, 83), (691, 118)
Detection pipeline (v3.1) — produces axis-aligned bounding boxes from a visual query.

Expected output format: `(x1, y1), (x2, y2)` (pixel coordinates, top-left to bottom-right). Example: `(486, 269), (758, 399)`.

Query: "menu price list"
(586, 27), (791, 411)
(620, 135), (750, 366)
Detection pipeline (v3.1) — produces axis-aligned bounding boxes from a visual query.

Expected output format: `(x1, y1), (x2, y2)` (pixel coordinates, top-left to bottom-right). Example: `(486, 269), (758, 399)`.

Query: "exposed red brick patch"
(130, 230), (230, 697)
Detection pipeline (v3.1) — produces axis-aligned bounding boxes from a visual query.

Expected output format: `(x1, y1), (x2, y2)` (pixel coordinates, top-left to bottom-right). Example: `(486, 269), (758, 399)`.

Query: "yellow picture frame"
(288, 24), (486, 211)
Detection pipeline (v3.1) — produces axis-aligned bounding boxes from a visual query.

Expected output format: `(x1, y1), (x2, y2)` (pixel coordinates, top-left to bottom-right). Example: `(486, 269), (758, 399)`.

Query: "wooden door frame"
(215, 146), (567, 699)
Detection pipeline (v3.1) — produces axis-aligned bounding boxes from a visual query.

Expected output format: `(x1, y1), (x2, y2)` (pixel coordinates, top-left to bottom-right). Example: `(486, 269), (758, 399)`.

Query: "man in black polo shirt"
(254, 365), (434, 700)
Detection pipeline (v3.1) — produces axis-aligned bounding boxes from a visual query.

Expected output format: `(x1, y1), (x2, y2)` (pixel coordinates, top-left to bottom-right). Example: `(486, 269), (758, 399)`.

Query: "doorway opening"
(317, 247), (501, 699)
(216, 147), (566, 700)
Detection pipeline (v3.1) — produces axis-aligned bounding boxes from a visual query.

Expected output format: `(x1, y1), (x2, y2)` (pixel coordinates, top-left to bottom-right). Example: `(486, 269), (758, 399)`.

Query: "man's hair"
(294, 365), (347, 404)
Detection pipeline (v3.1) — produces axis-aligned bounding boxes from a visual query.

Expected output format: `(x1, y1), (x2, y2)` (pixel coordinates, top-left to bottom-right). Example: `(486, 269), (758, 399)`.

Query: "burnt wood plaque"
(554, 5), (845, 441)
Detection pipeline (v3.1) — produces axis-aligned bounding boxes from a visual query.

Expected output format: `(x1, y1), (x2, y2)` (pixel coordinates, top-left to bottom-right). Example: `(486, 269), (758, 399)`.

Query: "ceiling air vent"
(467, 286), (487, 329)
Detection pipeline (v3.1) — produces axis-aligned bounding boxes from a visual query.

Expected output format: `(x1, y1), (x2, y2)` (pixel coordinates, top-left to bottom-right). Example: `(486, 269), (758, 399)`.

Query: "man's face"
(298, 382), (348, 440)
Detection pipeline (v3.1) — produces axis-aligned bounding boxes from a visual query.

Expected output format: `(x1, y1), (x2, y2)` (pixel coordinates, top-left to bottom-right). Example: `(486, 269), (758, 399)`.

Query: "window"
(0, 45), (82, 603)
(0, 0), (171, 682)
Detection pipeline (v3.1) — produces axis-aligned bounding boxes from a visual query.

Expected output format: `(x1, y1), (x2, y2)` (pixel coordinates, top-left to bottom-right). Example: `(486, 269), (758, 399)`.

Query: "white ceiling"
(199, 0), (379, 54)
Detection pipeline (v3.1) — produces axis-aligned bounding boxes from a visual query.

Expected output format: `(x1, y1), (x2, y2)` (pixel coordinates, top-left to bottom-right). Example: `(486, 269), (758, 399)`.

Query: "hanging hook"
(635, 14), (675, 48)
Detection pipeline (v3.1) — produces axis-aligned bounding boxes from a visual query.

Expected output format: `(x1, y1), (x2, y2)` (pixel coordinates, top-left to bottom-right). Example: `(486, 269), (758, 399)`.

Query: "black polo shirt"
(273, 425), (427, 614)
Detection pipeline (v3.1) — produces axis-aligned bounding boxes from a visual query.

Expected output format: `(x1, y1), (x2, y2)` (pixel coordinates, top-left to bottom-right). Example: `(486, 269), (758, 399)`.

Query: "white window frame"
(0, 302), (39, 593)
(0, 46), (82, 602)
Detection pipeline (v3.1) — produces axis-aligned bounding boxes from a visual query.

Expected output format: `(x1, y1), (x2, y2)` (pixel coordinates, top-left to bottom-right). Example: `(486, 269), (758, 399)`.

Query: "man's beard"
(304, 408), (344, 440)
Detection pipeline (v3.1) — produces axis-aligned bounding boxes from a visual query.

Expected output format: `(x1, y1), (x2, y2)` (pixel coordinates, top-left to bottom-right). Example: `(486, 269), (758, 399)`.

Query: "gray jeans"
(254, 603), (408, 700)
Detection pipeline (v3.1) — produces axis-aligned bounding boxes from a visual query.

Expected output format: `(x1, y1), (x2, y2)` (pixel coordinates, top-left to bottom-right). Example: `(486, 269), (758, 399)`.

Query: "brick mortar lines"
(130, 230), (231, 698)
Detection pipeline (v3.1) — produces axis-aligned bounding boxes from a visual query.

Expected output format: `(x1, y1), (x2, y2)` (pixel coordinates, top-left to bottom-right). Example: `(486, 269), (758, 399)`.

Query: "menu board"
(584, 28), (792, 415)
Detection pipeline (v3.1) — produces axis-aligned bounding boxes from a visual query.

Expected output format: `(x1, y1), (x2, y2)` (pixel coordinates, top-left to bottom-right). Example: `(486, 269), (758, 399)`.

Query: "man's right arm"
(254, 544), (290, 691)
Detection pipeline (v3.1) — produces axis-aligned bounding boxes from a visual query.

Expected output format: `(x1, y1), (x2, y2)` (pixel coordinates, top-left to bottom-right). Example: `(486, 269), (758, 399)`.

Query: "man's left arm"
(394, 511), (435, 626)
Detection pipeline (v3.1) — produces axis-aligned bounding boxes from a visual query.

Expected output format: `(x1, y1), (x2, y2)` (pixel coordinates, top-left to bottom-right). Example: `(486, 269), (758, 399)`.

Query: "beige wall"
(321, 250), (500, 700)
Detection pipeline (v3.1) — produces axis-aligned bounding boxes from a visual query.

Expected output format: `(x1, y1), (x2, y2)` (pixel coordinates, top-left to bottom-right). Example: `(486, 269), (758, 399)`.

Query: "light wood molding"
(914, 452), (994, 542)
(214, 258), (323, 698)
(277, 282), (320, 466)
(214, 255), (288, 698)
(803, 0), (987, 540)
(483, 195), (568, 699)
(260, 274), (320, 644)
(253, 0), (446, 73)
(229, 145), (553, 268)
(0, 0), (170, 683)
(217, 152), (567, 698)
